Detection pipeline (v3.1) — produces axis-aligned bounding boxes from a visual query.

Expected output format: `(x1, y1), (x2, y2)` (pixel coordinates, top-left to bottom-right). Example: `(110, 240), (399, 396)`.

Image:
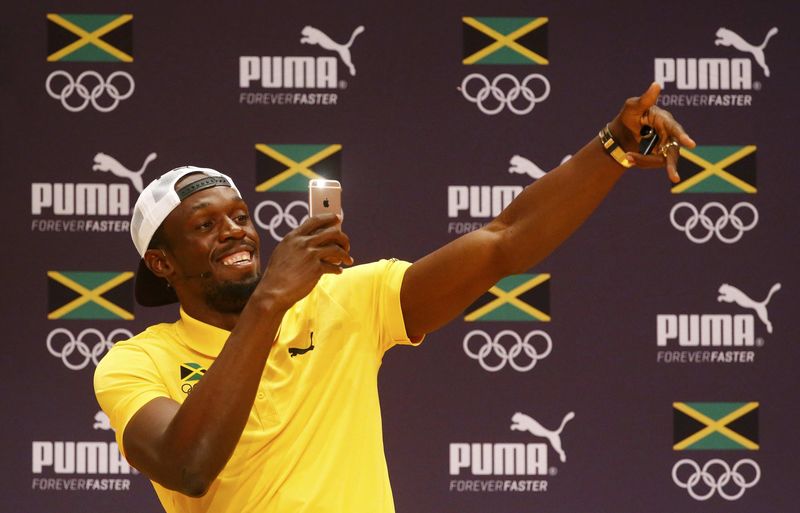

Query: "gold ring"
(659, 140), (679, 158)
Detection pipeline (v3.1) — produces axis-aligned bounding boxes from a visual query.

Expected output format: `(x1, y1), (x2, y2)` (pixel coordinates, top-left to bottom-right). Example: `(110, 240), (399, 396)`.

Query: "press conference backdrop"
(2, 1), (798, 512)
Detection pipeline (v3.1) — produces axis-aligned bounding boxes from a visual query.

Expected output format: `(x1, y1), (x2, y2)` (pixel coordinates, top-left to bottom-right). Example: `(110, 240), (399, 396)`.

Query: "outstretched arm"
(400, 83), (695, 338)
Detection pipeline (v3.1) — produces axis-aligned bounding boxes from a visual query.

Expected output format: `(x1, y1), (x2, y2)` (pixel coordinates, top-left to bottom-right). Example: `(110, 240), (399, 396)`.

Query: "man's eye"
(197, 220), (213, 230)
(235, 214), (249, 224)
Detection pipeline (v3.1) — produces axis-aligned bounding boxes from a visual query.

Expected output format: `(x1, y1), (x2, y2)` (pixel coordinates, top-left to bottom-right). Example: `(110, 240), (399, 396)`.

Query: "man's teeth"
(222, 252), (252, 265)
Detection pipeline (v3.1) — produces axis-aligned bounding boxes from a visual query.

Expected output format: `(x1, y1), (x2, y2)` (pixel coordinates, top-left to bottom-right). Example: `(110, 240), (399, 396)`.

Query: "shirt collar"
(175, 307), (231, 357)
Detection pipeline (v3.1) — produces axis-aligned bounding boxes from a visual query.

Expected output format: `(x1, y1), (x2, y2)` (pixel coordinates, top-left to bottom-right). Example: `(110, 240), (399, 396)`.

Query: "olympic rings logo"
(459, 73), (551, 115)
(463, 329), (552, 372)
(46, 328), (133, 370)
(670, 202), (758, 244)
(672, 459), (760, 501)
(45, 70), (135, 113)
(254, 200), (309, 241)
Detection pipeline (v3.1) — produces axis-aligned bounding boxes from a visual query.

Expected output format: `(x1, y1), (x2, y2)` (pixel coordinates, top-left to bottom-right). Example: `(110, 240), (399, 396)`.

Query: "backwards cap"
(131, 166), (241, 306)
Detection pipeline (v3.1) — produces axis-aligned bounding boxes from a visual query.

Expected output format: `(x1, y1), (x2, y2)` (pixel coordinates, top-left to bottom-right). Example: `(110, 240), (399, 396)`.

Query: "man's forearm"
(126, 298), (286, 496)
(401, 124), (636, 337)
(124, 214), (352, 496)
(489, 133), (629, 274)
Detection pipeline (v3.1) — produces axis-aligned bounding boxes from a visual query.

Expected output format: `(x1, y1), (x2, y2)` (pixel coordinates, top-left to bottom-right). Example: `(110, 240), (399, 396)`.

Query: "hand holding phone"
(309, 179), (342, 218)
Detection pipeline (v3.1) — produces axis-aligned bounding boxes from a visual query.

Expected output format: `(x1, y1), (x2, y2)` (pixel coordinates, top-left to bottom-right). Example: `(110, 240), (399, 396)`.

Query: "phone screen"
(639, 125), (659, 155)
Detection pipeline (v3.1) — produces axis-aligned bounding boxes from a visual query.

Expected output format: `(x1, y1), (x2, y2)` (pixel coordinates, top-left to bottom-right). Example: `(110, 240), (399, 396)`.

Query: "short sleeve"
(94, 339), (170, 457)
(377, 259), (424, 353)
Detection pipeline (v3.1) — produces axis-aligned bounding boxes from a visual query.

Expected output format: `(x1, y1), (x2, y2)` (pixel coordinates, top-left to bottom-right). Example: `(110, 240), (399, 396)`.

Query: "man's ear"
(143, 249), (174, 280)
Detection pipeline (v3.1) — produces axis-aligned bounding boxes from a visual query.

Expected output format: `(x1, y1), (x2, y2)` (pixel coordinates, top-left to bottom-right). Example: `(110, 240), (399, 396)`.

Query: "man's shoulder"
(323, 258), (410, 285)
(113, 320), (180, 350)
(95, 320), (181, 374)
(315, 259), (411, 308)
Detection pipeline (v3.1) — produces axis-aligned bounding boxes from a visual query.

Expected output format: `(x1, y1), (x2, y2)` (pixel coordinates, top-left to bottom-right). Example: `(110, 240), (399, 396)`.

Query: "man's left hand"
(609, 82), (697, 183)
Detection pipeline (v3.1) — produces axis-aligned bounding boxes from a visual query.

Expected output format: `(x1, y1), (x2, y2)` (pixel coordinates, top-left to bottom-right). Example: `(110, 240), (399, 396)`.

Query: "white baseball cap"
(131, 166), (241, 306)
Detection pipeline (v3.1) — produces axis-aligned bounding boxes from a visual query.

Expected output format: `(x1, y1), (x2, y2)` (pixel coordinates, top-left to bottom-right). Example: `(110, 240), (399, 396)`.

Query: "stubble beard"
(204, 272), (261, 314)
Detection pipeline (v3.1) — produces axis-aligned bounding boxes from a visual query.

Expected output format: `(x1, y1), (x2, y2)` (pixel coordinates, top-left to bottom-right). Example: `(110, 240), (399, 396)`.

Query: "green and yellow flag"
(47, 14), (133, 62)
(462, 17), (549, 65)
(47, 271), (134, 320)
(673, 402), (759, 450)
(180, 363), (207, 383)
(671, 146), (757, 194)
(464, 274), (550, 322)
(255, 144), (342, 192)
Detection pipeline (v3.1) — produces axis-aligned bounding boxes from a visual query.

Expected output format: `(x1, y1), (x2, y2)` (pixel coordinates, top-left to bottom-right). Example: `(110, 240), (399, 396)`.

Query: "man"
(95, 83), (694, 512)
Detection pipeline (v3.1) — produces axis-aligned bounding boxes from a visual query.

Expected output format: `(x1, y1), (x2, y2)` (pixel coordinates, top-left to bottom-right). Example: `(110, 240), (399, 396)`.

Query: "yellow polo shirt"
(94, 259), (420, 513)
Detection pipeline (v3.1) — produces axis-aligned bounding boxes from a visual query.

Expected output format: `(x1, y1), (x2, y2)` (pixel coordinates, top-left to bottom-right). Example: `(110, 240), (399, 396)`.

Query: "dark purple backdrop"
(2, 2), (798, 512)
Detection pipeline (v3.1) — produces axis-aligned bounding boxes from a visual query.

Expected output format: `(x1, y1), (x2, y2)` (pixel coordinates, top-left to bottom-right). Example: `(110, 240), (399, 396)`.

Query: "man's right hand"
(254, 213), (354, 311)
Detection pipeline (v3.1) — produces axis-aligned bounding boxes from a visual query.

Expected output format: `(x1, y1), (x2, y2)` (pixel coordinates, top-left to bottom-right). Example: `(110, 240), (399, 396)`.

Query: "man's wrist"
(607, 118), (638, 152)
(598, 123), (634, 168)
(257, 291), (292, 314)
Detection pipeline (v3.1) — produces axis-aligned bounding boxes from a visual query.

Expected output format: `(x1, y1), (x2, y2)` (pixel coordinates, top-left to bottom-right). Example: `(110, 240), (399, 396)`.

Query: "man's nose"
(219, 217), (246, 240)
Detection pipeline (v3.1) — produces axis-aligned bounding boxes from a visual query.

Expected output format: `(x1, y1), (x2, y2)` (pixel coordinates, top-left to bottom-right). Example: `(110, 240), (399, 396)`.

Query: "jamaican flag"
(671, 146), (757, 194)
(673, 402), (759, 450)
(47, 13), (133, 62)
(465, 274), (550, 322)
(255, 144), (342, 192)
(180, 363), (207, 383)
(462, 17), (548, 65)
(47, 271), (134, 320)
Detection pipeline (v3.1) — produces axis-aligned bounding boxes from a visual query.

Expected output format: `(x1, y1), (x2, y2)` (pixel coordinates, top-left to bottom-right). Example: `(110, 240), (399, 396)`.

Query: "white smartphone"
(308, 179), (342, 218)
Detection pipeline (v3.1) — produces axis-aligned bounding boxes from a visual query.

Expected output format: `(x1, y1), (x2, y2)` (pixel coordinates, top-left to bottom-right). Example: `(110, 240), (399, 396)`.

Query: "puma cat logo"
(715, 27), (779, 77)
(718, 282), (781, 334)
(300, 25), (365, 76)
(289, 332), (315, 357)
(92, 152), (157, 193)
(93, 410), (112, 431)
(510, 411), (575, 463)
(509, 155), (547, 179)
(508, 154), (571, 180)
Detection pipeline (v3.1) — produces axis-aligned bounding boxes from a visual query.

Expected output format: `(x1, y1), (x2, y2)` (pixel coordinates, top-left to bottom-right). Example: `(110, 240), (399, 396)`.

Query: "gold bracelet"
(598, 124), (633, 168)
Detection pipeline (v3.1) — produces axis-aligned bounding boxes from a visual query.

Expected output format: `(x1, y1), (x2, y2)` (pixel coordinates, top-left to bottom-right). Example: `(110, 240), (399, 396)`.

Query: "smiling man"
(95, 84), (694, 513)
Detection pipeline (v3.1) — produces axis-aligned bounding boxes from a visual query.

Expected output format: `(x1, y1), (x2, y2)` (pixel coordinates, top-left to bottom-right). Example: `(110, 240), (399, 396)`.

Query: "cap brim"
(135, 259), (178, 307)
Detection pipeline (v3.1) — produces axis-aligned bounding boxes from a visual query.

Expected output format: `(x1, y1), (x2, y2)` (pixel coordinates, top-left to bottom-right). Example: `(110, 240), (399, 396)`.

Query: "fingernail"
(626, 153), (636, 165)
